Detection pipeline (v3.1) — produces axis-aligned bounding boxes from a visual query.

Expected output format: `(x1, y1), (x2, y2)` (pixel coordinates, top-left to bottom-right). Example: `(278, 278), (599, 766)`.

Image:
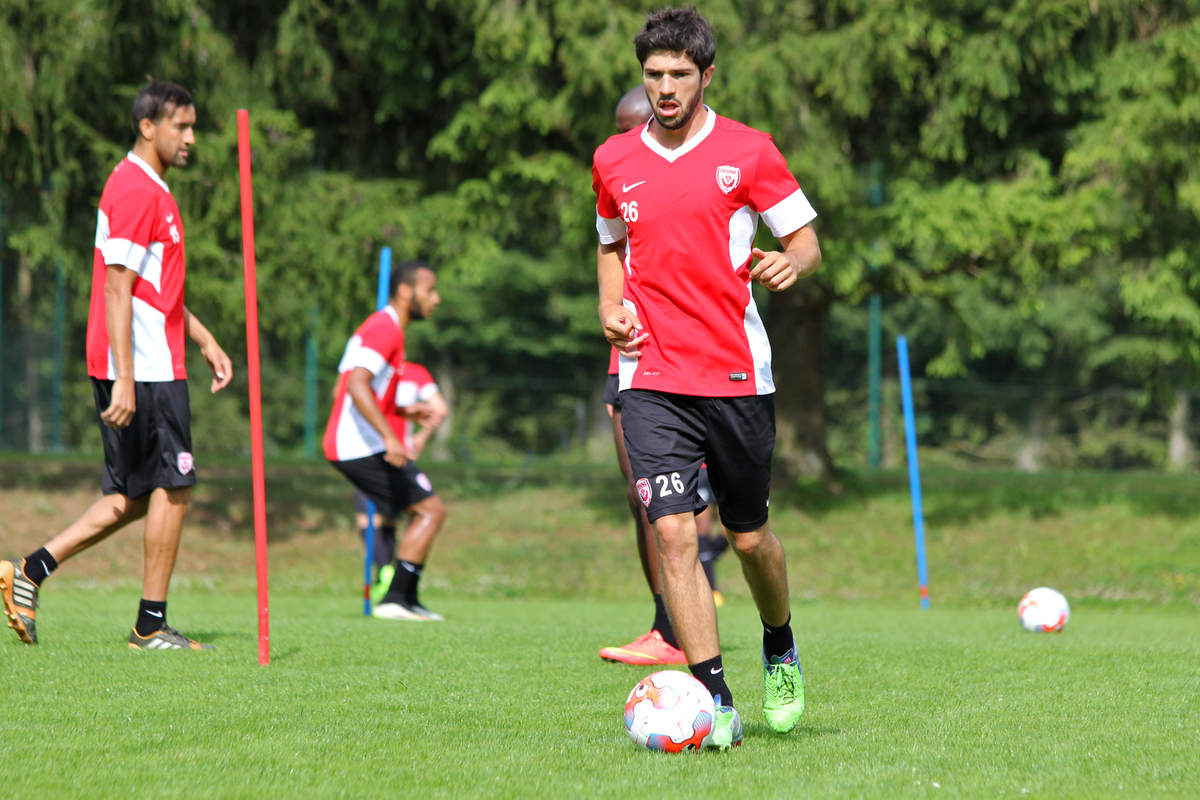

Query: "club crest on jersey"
(177, 452), (194, 475)
(716, 165), (741, 194)
(636, 478), (653, 508)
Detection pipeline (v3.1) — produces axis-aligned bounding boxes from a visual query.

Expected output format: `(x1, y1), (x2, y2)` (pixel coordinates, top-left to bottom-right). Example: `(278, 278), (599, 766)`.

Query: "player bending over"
(324, 261), (448, 621)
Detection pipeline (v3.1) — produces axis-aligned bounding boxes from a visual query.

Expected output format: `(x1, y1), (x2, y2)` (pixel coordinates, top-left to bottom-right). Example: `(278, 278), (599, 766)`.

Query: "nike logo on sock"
(710, 667), (723, 675)
(39, 560), (50, 574)
(147, 610), (164, 618)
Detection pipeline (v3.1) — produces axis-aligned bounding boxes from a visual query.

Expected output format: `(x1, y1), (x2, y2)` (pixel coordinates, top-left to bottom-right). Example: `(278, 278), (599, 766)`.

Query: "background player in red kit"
(598, 86), (687, 667)
(592, 7), (821, 748)
(355, 361), (448, 605)
(324, 261), (448, 621)
(2, 81), (233, 650)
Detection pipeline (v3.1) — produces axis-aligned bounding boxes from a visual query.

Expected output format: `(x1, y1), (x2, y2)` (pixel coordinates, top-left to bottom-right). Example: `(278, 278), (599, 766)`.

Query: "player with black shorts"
(2, 81), (233, 650)
(593, 8), (822, 748)
(324, 261), (447, 622)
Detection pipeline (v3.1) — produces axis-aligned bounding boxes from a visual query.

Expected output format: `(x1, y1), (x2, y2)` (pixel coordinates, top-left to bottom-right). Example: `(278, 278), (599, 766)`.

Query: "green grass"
(2, 593), (1197, 798)
(1, 455), (1199, 796)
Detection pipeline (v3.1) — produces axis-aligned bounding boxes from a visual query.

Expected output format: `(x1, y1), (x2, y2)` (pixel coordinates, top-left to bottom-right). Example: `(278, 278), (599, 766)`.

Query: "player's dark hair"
(634, 7), (716, 72)
(131, 80), (194, 133)
(389, 260), (432, 297)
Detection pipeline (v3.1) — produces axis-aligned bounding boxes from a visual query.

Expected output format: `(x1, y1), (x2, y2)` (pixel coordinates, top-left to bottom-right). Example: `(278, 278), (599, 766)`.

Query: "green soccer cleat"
(762, 644), (805, 733)
(370, 564), (395, 606)
(702, 705), (743, 750)
(1, 558), (39, 645)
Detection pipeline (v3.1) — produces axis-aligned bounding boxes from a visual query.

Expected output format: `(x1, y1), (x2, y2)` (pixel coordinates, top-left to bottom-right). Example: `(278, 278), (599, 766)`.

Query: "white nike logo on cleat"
(622, 180), (647, 192)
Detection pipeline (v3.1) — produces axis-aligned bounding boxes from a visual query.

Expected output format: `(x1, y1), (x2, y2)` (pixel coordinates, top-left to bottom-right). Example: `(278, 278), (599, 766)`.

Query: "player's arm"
(183, 306), (233, 393)
(408, 391), (448, 459)
(597, 243), (649, 357)
(346, 366), (407, 467)
(99, 264), (138, 429)
(749, 224), (821, 293)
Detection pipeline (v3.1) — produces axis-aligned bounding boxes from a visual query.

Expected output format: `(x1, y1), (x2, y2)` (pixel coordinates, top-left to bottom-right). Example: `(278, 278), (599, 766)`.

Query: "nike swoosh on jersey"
(622, 180), (647, 192)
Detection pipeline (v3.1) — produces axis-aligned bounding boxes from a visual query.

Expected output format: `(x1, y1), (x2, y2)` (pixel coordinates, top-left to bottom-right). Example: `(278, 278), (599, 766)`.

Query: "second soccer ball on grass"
(1018, 586), (1070, 632)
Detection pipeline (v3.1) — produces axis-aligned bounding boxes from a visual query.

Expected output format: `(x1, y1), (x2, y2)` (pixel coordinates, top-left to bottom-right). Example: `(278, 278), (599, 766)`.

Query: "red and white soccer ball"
(624, 670), (714, 752)
(1018, 587), (1070, 633)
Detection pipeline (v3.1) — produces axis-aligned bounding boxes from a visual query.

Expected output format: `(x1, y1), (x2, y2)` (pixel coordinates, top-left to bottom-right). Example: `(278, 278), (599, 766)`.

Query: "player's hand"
(405, 402), (434, 424)
(383, 435), (408, 468)
(600, 303), (649, 358)
(101, 377), (136, 429)
(750, 247), (800, 292)
(201, 340), (233, 393)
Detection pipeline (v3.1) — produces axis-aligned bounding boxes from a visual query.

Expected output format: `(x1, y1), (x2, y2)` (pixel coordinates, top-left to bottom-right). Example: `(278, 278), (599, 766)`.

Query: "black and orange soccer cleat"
(128, 625), (213, 651)
(1, 558), (39, 645)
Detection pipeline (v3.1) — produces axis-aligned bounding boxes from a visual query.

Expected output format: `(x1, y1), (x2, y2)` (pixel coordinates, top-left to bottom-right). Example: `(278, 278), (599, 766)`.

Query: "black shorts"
(619, 390), (774, 532)
(92, 378), (196, 499)
(331, 454), (435, 519)
(603, 374), (621, 410)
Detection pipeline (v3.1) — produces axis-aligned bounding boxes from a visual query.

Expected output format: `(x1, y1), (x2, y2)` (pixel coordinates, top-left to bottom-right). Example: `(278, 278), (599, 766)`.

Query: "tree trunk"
(17, 252), (42, 453)
(766, 279), (835, 483)
(1167, 386), (1191, 472)
(1016, 391), (1047, 472)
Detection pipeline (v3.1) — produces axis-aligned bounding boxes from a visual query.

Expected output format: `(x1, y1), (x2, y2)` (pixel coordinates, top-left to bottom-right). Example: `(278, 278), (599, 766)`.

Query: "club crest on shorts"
(176, 451), (194, 475)
(636, 478), (653, 508)
(416, 472), (433, 492)
(716, 165), (741, 195)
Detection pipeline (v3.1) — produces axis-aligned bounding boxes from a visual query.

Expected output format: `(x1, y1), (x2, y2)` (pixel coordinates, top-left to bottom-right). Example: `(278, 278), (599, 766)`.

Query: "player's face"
(151, 103), (196, 168)
(408, 268), (440, 321)
(615, 100), (651, 134)
(642, 52), (713, 132)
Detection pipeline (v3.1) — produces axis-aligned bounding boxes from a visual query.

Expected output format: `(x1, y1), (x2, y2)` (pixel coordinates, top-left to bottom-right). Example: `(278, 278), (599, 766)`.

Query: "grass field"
(1, 456), (1198, 797)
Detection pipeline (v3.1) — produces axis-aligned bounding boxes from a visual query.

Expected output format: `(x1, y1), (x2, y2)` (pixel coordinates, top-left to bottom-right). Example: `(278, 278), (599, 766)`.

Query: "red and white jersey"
(592, 110), (817, 396)
(387, 362), (439, 451)
(323, 306), (406, 461)
(87, 152), (188, 381)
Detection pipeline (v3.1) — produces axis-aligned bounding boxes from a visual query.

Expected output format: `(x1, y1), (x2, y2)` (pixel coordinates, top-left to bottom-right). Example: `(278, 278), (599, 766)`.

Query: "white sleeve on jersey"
(760, 188), (817, 239)
(596, 212), (627, 245)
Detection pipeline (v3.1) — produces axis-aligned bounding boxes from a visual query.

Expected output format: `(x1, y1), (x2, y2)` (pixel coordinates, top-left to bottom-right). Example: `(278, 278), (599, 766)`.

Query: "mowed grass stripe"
(2, 591), (1197, 798)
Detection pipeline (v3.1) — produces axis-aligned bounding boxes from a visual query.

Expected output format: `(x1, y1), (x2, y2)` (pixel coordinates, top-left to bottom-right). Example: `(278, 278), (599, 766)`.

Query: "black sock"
(382, 560), (422, 605)
(689, 655), (732, 707)
(378, 525), (397, 567)
(699, 555), (717, 590)
(762, 614), (795, 662)
(651, 594), (678, 648)
(135, 599), (167, 636)
(21, 548), (58, 586)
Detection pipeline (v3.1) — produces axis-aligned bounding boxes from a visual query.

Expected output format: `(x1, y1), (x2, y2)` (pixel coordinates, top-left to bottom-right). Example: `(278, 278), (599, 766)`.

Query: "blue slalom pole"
(363, 246), (392, 615)
(897, 335), (931, 609)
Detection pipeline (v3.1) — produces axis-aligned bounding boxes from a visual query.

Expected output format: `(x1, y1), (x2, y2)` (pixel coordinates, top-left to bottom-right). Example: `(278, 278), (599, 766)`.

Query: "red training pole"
(237, 109), (270, 665)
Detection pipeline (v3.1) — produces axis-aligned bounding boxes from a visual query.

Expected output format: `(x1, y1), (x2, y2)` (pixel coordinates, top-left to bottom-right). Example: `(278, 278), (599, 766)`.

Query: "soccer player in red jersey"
(599, 86), (688, 667)
(355, 362), (449, 604)
(325, 261), (448, 621)
(592, 8), (822, 748)
(2, 81), (233, 650)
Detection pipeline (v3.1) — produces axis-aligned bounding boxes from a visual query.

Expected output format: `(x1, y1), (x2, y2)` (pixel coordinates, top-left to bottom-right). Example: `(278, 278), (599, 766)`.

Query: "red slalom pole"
(237, 109), (270, 665)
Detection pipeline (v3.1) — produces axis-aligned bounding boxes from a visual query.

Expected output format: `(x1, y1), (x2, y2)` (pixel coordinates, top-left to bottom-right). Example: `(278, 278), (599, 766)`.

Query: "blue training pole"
(363, 246), (392, 615)
(896, 335), (931, 609)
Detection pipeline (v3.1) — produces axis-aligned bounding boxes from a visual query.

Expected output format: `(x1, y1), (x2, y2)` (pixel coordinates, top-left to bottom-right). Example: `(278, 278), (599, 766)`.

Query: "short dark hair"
(634, 7), (716, 72)
(131, 80), (194, 133)
(389, 260), (432, 297)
